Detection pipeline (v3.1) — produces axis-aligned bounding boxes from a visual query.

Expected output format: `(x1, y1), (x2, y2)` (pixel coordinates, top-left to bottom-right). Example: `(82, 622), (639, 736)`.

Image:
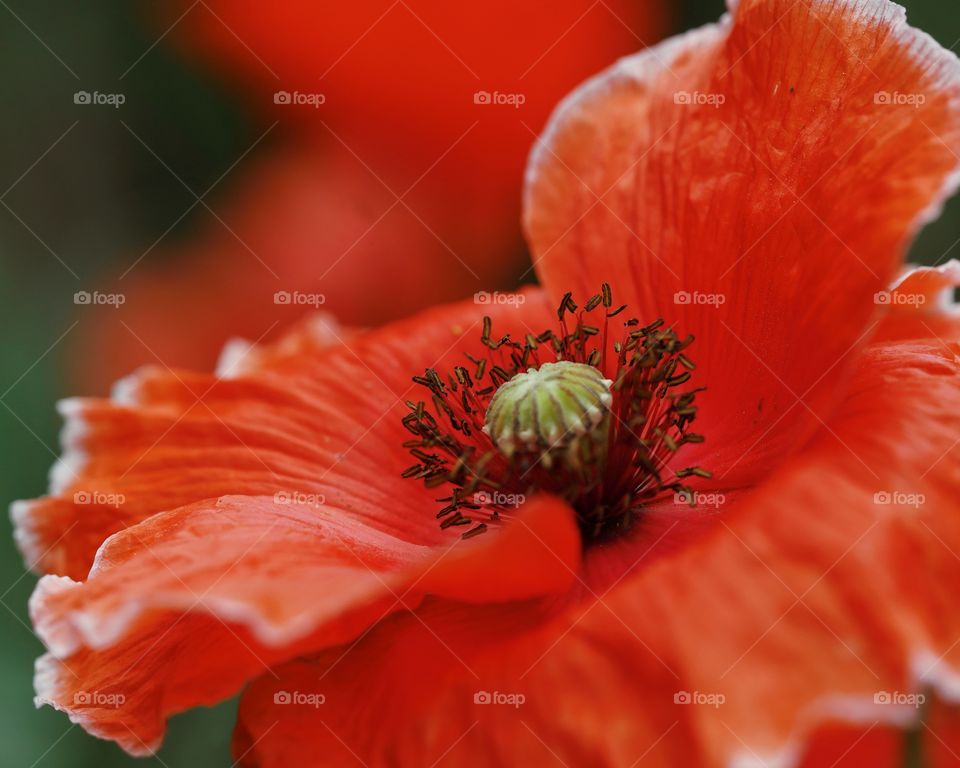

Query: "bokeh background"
(0, 1), (957, 765)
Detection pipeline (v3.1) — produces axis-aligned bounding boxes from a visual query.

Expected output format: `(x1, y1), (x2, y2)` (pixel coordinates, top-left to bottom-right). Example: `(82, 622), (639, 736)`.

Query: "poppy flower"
(167, 0), (668, 186)
(15, 0), (960, 765)
(69, 145), (450, 392)
(72, 0), (668, 393)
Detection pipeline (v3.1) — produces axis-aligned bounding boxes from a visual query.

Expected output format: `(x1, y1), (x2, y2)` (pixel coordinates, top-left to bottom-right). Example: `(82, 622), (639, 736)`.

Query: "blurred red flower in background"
(71, 0), (669, 392)
(169, 0), (668, 193)
(19, 1), (960, 765)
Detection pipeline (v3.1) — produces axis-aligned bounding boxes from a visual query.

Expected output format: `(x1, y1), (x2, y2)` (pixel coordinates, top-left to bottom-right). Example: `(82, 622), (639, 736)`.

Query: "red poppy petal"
(795, 721), (899, 768)
(213, 311), (355, 378)
(874, 260), (960, 345)
(525, 0), (960, 484)
(68, 146), (484, 393)
(232, 331), (960, 766)
(233, 672), (934, 768)
(13, 289), (554, 579)
(31, 493), (579, 755)
(889, 260), (960, 313)
(798, 695), (960, 768)
(929, 698), (960, 767)
(794, 695), (960, 767)
(168, 1), (667, 198)
(588, 334), (960, 765)
(231, 596), (705, 768)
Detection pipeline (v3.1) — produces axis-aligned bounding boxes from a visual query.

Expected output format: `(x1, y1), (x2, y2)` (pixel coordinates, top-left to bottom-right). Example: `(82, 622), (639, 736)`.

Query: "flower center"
(483, 361), (613, 470)
(401, 285), (711, 543)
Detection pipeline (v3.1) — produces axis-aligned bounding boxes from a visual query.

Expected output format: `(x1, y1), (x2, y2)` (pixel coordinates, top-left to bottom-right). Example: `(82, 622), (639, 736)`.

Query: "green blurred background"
(0, 1), (956, 765)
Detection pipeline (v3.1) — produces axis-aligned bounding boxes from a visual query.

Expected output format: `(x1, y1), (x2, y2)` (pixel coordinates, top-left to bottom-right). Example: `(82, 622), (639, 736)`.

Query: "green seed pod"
(483, 361), (613, 470)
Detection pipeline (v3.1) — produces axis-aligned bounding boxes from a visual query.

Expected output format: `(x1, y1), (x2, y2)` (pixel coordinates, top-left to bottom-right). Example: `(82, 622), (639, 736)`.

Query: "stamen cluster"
(401, 285), (711, 542)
